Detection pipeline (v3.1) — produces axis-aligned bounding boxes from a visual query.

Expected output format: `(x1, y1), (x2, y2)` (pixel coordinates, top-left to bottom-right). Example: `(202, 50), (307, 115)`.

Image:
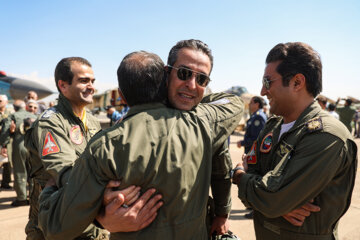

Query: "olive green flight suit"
(24, 94), (107, 240)
(0, 109), (12, 187)
(38, 93), (243, 240)
(336, 105), (356, 133)
(237, 101), (357, 240)
(0, 109), (37, 201)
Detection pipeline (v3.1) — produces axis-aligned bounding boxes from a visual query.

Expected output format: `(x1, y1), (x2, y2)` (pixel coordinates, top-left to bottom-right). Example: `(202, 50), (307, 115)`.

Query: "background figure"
(0, 95), (13, 189)
(336, 98), (356, 133)
(316, 96), (327, 110)
(355, 108), (360, 138)
(0, 100), (37, 206)
(26, 100), (39, 115)
(237, 96), (267, 154)
(328, 103), (339, 120)
(105, 104), (129, 126)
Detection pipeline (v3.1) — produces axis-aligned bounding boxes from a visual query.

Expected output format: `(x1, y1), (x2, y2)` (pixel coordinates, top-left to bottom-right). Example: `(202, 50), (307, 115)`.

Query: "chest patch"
(70, 125), (83, 145)
(245, 142), (257, 164)
(42, 132), (60, 156)
(260, 132), (273, 153)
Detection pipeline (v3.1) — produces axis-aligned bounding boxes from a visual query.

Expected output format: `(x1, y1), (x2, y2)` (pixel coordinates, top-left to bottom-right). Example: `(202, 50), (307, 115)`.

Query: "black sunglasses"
(167, 65), (210, 87)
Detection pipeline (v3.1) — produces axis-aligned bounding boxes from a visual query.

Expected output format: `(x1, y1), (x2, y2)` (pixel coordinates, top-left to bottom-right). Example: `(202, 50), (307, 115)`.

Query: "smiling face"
(261, 61), (293, 118)
(60, 61), (95, 108)
(167, 48), (211, 111)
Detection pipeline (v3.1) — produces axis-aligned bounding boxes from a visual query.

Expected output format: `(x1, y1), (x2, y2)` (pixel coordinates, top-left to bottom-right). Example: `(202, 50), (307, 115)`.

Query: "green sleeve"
(238, 132), (346, 218)
(197, 92), (244, 152)
(38, 140), (113, 240)
(36, 119), (78, 187)
(211, 141), (232, 216)
(0, 116), (12, 146)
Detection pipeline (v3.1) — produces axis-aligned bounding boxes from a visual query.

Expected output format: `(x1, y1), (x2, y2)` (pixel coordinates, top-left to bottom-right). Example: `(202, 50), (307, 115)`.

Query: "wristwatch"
(230, 166), (245, 179)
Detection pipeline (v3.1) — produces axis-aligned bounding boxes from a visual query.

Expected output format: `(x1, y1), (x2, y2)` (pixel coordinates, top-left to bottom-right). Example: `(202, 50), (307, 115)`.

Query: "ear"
(118, 88), (128, 105)
(58, 80), (68, 93)
(293, 73), (306, 91)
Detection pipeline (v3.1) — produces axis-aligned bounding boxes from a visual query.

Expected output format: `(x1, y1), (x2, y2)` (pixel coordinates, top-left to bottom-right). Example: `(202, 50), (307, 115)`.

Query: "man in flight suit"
(37, 50), (243, 239)
(0, 100), (37, 206)
(0, 94), (13, 189)
(24, 57), (108, 240)
(232, 42), (357, 239)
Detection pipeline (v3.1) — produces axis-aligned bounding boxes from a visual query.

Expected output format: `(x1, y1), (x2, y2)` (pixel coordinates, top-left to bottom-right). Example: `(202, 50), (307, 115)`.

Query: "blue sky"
(1, 0), (359, 101)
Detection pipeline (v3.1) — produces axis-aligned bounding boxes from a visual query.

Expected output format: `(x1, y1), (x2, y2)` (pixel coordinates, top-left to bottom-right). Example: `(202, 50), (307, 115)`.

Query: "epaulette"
(40, 107), (58, 119)
(306, 116), (323, 132)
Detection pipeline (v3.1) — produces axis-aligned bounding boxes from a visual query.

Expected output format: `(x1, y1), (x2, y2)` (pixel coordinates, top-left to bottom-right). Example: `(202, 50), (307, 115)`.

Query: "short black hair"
(328, 103), (336, 111)
(252, 96), (264, 109)
(117, 51), (166, 107)
(266, 42), (322, 97)
(54, 57), (91, 93)
(167, 39), (213, 73)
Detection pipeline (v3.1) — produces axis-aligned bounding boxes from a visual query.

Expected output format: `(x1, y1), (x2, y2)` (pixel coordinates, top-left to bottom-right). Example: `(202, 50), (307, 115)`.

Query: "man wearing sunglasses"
(231, 42), (357, 239)
(37, 50), (243, 239)
(98, 40), (234, 237)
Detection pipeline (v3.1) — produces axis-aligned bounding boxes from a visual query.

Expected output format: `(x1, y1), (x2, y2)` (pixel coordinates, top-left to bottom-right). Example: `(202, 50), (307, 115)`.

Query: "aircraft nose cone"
(10, 78), (54, 99)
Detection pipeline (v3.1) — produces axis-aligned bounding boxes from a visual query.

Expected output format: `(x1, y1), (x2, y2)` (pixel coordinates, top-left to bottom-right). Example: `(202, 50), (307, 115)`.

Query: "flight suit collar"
(123, 102), (166, 120)
(57, 94), (84, 125)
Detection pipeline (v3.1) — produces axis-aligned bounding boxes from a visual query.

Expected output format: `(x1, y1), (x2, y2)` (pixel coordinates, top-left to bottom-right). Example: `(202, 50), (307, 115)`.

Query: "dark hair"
(117, 51), (166, 106)
(316, 96), (327, 105)
(167, 39), (214, 73)
(54, 57), (92, 93)
(252, 96), (264, 109)
(346, 99), (352, 106)
(328, 103), (336, 111)
(266, 42), (322, 97)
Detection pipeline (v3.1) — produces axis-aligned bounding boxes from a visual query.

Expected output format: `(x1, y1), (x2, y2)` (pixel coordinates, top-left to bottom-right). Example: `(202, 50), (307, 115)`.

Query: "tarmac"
(0, 135), (359, 240)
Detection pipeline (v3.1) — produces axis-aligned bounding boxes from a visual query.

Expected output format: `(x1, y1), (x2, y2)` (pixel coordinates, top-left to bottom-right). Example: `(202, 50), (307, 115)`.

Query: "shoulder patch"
(260, 132), (273, 153)
(245, 142), (257, 164)
(42, 132), (60, 156)
(254, 120), (260, 126)
(41, 107), (57, 119)
(306, 117), (323, 132)
(208, 99), (230, 105)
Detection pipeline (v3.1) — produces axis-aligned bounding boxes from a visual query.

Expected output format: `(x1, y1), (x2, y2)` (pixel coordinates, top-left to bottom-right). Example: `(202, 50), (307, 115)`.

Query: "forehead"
(70, 62), (94, 76)
(174, 48), (211, 74)
(264, 61), (281, 77)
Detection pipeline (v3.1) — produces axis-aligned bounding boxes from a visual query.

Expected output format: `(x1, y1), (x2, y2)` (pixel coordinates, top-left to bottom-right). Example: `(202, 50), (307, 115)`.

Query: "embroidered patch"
(254, 120), (260, 126)
(277, 142), (293, 158)
(70, 125), (83, 145)
(260, 133), (273, 153)
(245, 142), (257, 164)
(306, 117), (323, 132)
(41, 107), (57, 119)
(42, 132), (60, 156)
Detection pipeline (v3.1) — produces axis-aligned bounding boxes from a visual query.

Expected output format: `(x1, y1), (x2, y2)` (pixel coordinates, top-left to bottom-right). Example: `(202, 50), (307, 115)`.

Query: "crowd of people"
(0, 39), (358, 240)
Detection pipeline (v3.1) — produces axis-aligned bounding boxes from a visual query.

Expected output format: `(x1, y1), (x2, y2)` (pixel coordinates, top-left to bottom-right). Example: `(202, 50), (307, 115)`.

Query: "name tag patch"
(245, 142), (257, 164)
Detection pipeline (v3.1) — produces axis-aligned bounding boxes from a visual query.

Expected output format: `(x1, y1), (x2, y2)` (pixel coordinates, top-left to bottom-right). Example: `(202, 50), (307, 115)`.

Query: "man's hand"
(0, 147), (7, 157)
(103, 180), (141, 206)
(9, 120), (16, 133)
(96, 188), (163, 232)
(282, 200), (320, 226)
(241, 153), (248, 171)
(210, 216), (229, 235)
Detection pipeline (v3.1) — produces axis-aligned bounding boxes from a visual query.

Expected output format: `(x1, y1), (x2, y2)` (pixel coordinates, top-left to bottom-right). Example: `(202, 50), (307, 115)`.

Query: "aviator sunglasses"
(167, 65), (211, 87)
(262, 77), (279, 90)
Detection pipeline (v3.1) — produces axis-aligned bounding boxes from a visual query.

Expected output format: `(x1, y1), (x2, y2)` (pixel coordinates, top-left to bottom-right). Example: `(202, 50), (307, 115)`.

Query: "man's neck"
(0, 107), (5, 114)
(71, 104), (86, 117)
(282, 98), (314, 124)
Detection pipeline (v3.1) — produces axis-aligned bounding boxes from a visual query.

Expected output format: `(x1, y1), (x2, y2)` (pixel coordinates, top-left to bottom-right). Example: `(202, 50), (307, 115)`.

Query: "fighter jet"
(0, 70), (54, 100)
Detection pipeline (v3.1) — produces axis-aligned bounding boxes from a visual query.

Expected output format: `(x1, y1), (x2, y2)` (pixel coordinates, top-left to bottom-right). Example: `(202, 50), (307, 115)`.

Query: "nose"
(260, 85), (267, 96)
(88, 80), (95, 91)
(185, 75), (197, 90)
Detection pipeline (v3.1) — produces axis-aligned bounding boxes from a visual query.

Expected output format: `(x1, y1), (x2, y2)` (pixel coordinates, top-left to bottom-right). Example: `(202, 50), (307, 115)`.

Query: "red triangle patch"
(42, 132), (60, 156)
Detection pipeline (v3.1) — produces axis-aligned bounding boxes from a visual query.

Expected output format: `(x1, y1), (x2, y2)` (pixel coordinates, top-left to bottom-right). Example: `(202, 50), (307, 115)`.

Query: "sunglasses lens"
(196, 75), (209, 87)
(177, 68), (192, 81)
